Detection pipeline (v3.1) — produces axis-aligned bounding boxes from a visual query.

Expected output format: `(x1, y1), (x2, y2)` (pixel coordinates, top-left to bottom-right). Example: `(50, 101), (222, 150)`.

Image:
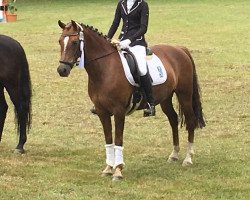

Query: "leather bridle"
(59, 31), (117, 68)
(59, 33), (81, 68)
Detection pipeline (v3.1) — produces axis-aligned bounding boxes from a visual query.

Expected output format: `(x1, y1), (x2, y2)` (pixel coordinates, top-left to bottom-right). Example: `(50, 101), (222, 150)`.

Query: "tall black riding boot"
(140, 74), (155, 117)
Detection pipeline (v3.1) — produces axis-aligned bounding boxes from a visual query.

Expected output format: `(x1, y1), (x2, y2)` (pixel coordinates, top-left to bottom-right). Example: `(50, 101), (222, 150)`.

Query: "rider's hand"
(119, 39), (131, 49)
(111, 38), (120, 45)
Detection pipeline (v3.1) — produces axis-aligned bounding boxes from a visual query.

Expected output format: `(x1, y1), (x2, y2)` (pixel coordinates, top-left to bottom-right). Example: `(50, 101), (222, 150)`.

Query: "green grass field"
(0, 0), (249, 199)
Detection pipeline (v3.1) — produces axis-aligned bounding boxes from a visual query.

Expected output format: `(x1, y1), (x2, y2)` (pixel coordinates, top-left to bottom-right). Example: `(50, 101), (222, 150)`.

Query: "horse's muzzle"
(57, 64), (72, 77)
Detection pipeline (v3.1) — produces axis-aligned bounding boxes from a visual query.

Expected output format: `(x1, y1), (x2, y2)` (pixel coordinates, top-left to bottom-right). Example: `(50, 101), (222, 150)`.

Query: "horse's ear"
(71, 20), (78, 31)
(58, 20), (66, 29)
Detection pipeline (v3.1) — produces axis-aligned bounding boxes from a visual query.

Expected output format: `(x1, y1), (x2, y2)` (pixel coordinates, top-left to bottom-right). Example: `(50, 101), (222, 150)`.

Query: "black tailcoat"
(107, 0), (149, 47)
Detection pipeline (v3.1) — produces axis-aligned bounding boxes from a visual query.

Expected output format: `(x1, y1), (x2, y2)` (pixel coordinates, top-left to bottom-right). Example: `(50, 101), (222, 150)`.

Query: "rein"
(85, 50), (117, 65)
(59, 49), (117, 68)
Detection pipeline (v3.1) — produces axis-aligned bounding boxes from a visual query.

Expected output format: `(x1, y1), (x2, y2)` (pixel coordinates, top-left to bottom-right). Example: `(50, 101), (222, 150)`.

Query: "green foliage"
(0, 1), (249, 200)
(7, 0), (17, 14)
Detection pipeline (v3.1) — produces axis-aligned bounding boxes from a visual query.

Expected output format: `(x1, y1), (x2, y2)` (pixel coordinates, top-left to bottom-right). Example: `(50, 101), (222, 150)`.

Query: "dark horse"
(57, 20), (205, 180)
(0, 34), (32, 153)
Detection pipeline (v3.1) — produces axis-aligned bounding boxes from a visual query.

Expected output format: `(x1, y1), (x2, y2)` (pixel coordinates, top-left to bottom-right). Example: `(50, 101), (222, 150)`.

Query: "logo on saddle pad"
(119, 51), (167, 87)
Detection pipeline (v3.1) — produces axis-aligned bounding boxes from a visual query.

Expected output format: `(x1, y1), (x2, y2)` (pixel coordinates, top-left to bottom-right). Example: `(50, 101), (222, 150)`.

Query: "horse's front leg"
(112, 113), (126, 181)
(98, 113), (114, 176)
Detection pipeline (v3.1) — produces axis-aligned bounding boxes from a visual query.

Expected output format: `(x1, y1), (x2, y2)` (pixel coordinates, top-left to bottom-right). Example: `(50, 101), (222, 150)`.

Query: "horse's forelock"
(65, 22), (73, 29)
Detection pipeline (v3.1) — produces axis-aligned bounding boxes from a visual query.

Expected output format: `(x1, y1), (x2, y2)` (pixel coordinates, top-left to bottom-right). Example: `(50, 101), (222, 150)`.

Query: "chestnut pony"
(0, 35), (32, 153)
(57, 20), (205, 180)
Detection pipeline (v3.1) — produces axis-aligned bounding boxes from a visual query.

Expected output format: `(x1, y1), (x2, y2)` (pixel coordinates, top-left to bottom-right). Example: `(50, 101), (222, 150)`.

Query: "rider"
(91, 0), (155, 117)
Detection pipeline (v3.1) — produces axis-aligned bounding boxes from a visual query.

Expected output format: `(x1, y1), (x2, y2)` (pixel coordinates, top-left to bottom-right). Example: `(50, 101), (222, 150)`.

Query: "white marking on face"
(63, 36), (69, 52)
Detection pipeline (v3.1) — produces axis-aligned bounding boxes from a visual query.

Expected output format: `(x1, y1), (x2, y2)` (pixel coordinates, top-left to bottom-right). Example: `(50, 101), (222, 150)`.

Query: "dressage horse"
(57, 20), (205, 180)
(0, 34), (32, 153)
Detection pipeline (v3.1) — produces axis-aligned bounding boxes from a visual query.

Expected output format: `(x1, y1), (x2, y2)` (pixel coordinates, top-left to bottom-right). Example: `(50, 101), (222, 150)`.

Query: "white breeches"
(129, 45), (147, 76)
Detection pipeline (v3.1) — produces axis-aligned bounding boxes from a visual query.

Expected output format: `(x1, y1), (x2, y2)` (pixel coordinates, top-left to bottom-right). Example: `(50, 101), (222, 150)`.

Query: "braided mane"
(80, 23), (116, 48)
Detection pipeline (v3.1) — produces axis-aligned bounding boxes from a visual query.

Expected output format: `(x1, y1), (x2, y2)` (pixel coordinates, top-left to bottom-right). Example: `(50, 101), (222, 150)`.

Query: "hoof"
(167, 156), (178, 163)
(112, 165), (123, 181)
(101, 165), (113, 177)
(112, 175), (123, 181)
(182, 159), (193, 167)
(101, 172), (113, 177)
(14, 148), (25, 154)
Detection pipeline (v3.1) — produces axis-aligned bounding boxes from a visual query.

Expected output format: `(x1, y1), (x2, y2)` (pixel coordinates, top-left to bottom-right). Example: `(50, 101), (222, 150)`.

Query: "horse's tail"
(16, 47), (32, 133)
(180, 47), (206, 129)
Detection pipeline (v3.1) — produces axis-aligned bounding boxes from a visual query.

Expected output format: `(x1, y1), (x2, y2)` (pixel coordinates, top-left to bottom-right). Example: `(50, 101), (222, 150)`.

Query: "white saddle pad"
(118, 52), (167, 87)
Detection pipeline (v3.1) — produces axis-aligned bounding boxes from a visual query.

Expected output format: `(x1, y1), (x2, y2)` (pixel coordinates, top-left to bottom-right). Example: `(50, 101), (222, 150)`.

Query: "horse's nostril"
(57, 64), (72, 77)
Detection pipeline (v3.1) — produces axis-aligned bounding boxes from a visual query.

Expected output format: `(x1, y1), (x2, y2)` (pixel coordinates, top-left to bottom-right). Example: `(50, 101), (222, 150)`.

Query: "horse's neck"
(84, 29), (114, 61)
(84, 29), (116, 79)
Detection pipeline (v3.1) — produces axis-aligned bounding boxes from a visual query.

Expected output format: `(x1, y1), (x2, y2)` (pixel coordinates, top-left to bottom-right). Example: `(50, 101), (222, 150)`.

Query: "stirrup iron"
(143, 103), (155, 117)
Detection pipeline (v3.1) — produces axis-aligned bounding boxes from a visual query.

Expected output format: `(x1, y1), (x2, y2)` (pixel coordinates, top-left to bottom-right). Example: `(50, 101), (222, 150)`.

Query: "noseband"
(59, 60), (76, 69)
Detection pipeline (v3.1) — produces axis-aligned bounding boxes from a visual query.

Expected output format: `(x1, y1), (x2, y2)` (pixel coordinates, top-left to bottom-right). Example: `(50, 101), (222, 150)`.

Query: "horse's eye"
(72, 41), (78, 45)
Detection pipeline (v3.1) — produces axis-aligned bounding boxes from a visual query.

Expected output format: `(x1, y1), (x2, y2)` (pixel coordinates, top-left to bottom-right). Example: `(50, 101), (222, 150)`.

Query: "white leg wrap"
(114, 145), (125, 168)
(105, 144), (115, 167)
(187, 142), (194, 156)
(168, 145), (180, 162)
(171, 146), (180, 158)
(182, 142), (194, 166)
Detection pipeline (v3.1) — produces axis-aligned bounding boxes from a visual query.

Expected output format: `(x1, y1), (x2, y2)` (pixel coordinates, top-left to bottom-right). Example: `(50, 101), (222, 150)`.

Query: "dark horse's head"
(57, 20), (83, 77)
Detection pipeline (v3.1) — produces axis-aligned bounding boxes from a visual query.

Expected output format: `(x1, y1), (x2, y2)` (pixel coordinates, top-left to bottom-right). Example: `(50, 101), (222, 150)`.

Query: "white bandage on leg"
(114, 145), (125, 168)
(169, 145), (180, 159)
(182, 142), (194, 166)
(105, 144), (115, 167)
(187, 142), (194, 156)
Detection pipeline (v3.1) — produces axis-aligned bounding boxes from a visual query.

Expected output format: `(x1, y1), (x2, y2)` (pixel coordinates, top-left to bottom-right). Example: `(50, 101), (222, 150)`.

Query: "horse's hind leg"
(160, 94), (180, 162)
(177, 93), (196, 166)
(0, 86), (8, 142)
(15, 109), (27, 154)
(5, 86), (27, 153)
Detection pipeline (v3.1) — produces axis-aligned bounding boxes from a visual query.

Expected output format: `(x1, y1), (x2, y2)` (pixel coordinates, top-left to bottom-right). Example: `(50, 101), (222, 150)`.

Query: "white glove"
(119, 39), (131, 49)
